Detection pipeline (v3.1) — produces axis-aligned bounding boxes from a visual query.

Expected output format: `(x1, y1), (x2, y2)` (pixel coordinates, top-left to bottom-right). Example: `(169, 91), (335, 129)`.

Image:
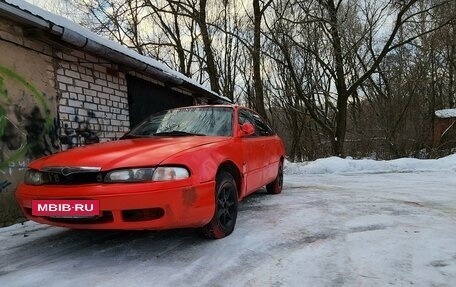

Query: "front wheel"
(266, 161), (283, 194)
(201, 172), (238, 239)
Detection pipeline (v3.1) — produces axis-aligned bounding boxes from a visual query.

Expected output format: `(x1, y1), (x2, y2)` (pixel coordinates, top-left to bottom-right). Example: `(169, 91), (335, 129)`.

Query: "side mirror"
(240, 123), (255, 137)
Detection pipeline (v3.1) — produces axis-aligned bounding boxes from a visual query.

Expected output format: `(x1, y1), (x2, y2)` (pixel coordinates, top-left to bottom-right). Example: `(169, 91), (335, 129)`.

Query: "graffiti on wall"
(0, 63), (105, 174)
(60, 110), (100, 150)
(0, 64), (54, 171)
(0, 180), (12, 192)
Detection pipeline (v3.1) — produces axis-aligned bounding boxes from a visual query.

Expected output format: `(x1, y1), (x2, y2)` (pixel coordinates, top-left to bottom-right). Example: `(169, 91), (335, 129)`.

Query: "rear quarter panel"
(264, 135), (285, 183)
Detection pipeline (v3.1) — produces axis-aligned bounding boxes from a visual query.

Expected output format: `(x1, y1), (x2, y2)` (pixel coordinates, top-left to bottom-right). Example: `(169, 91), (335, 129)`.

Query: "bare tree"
(251, 0), (273, 120)
(142, 0), (198, 76)
(74, 0), (149, 54)
(206, 0), (249, 101)
(28, 0), (456, 159)
(265, 0), (454, 156)
(158, 0), (221, 93)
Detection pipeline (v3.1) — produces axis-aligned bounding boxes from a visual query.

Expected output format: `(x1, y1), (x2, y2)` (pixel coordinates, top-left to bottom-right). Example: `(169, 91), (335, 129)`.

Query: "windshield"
(125, 106), (233, 137)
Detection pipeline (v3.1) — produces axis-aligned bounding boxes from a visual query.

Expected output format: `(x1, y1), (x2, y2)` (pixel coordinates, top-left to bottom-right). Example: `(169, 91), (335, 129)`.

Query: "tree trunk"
(326, 0), (349, 157)
(198, 0), (220, 94)
(334, 96), (348, 156)
(252, 0), (268, 120)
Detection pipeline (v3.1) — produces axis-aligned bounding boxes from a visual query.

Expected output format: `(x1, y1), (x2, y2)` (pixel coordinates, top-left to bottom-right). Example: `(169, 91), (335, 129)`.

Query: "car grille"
(41, 167), (103, 185)
(46, 211), (114, 224)
(42, 172), (103, 185)
(25, 208), (114, 224)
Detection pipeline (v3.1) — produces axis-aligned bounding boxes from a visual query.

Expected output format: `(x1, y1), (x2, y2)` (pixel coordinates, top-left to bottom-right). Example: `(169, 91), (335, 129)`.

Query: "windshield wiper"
(153, 131), (205, 136)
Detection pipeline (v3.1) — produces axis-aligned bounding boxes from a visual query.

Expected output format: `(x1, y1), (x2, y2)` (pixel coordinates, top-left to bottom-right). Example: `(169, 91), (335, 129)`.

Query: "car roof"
(179, 104), (251, 110)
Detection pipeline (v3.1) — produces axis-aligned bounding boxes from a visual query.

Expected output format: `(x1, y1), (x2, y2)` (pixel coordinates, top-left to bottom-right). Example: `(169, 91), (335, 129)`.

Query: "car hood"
(30, 137), (230, 170)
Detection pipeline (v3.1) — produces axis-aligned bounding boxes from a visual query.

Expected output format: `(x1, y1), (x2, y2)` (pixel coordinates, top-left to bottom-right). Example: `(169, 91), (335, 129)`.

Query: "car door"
(238, 109), (266, 193)
(248, 111), (280, 184)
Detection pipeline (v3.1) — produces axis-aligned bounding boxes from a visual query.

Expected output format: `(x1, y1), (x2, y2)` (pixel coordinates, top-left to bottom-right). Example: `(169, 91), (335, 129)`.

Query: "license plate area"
(32, 200), (100, 217)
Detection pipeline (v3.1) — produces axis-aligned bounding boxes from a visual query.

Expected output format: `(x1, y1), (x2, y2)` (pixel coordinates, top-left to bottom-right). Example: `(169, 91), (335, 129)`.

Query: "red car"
(16, 105), (285, 239)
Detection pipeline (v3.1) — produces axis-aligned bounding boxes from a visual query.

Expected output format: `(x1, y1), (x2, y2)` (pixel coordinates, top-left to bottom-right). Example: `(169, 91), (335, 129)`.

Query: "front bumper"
(16, 180), (215, 230)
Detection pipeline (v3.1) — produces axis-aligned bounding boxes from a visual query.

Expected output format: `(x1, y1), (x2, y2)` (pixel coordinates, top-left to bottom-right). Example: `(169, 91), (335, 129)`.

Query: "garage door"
(126, 75), (194, 128)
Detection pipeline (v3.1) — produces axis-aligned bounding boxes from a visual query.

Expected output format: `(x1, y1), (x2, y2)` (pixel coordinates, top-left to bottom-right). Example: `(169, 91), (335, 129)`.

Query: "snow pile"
(435, 108), (456, 119)
(285, 154), (456, 174)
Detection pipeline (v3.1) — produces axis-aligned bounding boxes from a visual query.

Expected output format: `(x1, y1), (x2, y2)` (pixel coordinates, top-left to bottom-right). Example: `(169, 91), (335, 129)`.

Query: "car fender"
(158, 139), (243, 184)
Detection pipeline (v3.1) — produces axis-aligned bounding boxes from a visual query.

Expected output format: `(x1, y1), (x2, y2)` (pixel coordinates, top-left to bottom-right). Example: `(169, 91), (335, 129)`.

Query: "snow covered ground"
(1, 156), (456, 286)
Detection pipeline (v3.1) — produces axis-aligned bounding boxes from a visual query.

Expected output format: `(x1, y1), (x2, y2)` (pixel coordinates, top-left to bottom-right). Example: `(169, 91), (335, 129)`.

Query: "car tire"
(266, 161), (283, 194)
(201, 171), (238, 239)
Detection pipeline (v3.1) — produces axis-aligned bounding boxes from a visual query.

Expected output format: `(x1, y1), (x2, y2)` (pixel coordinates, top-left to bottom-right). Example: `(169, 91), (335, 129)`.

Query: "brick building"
(0, 0), (228, 195)
(434, 109), (456, 149)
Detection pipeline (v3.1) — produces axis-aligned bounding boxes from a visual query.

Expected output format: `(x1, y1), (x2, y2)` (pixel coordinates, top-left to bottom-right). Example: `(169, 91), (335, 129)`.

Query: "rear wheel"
(201, 172), (238, 239)
(266, 162), (283, 194)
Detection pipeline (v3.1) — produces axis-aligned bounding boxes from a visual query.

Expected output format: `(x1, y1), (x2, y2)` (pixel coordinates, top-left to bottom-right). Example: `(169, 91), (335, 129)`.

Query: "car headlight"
(152, 167), (189, 181)
(104, 167), (189, 183)
(24, 169), (44, 185)
(105, 168), (155, 182)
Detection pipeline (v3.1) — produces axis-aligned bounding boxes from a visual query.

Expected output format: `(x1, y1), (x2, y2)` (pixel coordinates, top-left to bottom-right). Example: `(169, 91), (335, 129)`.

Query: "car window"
(126, 107), (233, 137)
(251, 112), (274, 136)
(239, 109), (274, 136)
(239, 110), (254, 125)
